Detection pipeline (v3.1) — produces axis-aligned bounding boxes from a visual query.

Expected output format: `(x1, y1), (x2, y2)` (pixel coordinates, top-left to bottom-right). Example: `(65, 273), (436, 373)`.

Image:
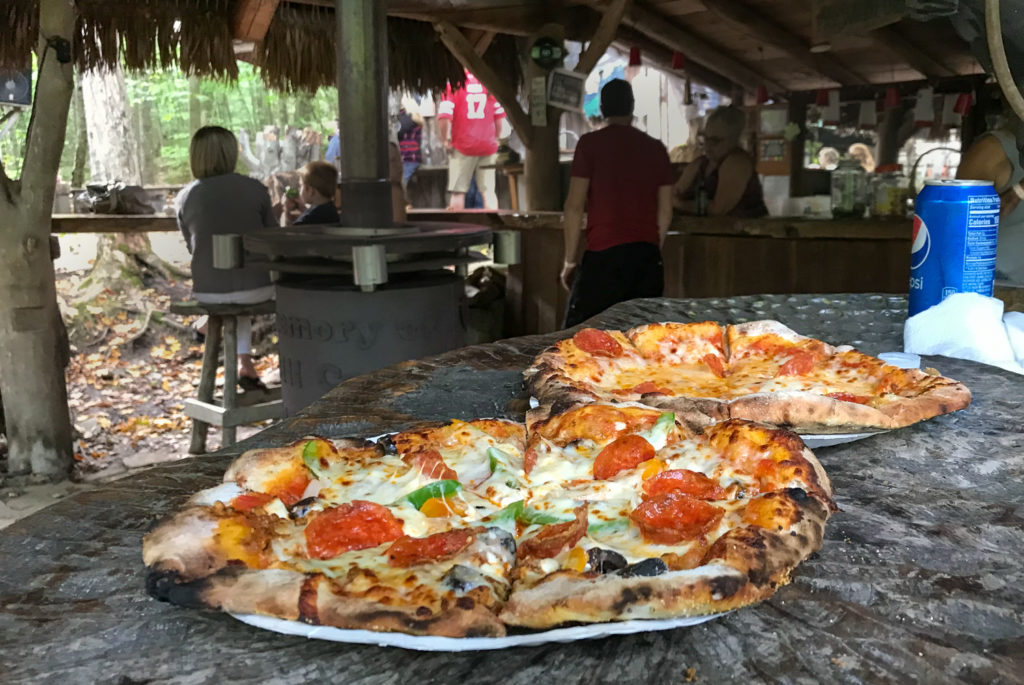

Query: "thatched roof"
(2, 0), (522, 94)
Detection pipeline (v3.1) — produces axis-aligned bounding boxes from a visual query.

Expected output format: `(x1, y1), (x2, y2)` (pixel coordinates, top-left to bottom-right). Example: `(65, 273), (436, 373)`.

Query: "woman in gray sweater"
(176, 126), (277, 387)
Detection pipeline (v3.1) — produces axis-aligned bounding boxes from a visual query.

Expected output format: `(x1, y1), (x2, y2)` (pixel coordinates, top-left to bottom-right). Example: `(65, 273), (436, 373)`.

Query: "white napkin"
(904, 292), (1024, 375)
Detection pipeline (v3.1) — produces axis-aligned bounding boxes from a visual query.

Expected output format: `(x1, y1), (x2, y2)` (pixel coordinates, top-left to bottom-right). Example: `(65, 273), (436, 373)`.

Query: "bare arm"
(438, 118), (452, 150)
(957, 135), (1018, 217)
(707, 152), (753, 217)
(494, 116), (504, 142)
(657, 185), (673, 246)
(672, 160), (701, 214)
(561, 176), (590, 290)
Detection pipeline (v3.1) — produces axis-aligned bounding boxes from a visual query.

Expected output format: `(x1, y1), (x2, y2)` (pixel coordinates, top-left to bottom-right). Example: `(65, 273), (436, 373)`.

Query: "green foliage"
(1, 61), (340, 187)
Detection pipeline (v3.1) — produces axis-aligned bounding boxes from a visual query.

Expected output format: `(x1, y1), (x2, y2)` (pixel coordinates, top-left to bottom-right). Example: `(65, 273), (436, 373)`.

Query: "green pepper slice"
(301, 440), (329, 479)
(404, 479), (463, 510)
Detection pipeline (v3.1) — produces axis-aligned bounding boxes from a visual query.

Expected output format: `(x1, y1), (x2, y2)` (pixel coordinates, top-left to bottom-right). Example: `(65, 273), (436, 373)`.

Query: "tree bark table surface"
(2, 294), (1023, 684)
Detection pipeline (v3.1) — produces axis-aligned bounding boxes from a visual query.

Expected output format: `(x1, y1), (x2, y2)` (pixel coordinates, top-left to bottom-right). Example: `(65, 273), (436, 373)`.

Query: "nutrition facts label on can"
(964, 196), (999, 292)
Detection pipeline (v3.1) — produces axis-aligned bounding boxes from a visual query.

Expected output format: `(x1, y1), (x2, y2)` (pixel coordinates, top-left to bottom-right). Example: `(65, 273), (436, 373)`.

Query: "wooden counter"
(409, 211), (912, 335)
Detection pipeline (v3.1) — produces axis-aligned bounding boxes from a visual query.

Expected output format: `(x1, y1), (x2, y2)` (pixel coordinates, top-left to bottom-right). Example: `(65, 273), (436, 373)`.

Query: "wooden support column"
(871, 26), (955, 80)
(788, 93), (809, 197)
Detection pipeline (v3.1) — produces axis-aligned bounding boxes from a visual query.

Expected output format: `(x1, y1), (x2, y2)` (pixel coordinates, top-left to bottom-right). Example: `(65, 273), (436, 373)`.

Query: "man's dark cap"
(600, 79), (634, 117)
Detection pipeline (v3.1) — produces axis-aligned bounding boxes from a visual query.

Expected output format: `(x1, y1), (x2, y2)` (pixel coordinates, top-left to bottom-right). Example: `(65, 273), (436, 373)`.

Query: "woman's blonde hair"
(189, 126), (238, 179)
(706, 106), (746, 142)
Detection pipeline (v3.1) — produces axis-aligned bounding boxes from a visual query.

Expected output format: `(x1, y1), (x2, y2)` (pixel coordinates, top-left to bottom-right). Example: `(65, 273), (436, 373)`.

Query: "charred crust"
(298, 576), (320, 624)
(612, 585), (654, 613)
(784, 488), (809, 503)
(708, 574), (745, 599)
(456, 596), (476, 610)
(145, 569), (211, 610)
(378, 435), (398, 454)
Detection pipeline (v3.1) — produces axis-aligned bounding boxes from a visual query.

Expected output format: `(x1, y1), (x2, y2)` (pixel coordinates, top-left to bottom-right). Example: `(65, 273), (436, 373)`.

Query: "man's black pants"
(563, 241), (664, 328)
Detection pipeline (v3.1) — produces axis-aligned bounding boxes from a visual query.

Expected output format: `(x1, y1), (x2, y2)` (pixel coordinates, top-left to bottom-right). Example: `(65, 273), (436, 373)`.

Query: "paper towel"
(904, 292), (1024, 374)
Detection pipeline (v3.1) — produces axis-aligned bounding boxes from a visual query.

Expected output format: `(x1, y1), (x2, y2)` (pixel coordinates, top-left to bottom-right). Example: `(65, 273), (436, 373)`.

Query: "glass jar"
(831, 158), (869, 219)
(870, 163), (910, 217)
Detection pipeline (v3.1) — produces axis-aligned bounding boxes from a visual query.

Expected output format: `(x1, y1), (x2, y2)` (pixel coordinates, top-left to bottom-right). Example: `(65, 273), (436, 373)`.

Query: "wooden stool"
(169, 300), (283, 454)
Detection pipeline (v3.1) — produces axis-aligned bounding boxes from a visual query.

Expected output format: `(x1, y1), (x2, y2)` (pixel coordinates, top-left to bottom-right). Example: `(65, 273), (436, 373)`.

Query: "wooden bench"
(169, 300), (284, 453)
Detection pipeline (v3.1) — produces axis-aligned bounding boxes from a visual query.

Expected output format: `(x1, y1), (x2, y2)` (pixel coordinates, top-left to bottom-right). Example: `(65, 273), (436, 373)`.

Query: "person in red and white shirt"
(437, 71), (505, 210)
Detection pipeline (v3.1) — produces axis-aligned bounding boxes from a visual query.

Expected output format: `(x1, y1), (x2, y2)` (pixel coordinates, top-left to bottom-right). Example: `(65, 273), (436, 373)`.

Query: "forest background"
(1, 62), (341, 186)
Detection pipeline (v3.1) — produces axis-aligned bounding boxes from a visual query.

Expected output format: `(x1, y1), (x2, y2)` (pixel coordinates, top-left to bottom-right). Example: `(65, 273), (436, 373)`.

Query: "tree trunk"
(81, 65), (143, 185)
(189, 75), (203, 134)
(70, 80), (88, 187)
(0, 0), (76, 479)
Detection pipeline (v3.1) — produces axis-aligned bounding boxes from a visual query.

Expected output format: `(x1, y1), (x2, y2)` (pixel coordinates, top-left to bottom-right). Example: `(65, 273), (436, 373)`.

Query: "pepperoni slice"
(827, 392), (871, 405)
(517, 505), (588, 560)
(403, 449), (458, 481)
(386, 528), (479, 568)
(523, 446), (538, 475)
(572, 328), (623, 357)
(703, 354), (727, 378)
(632, 381), (670, 395)
(231, 492), (275, 512)
(593, 434), (655, 480)
(776, 350), (815, 376)
(629, 492), (724, 544)
(304, 501), (404, 559)
(642, 469), (727, 500)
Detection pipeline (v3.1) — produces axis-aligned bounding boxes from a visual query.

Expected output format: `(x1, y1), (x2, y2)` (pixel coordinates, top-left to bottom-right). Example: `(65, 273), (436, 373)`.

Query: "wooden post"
(788, 93), (809, 196)
(523, 23), (566, 212)
(0, 0), (76, 479)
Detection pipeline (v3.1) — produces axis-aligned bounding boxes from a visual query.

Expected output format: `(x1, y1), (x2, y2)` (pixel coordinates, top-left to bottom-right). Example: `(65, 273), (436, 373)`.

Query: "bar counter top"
(1, 293), (1022, 683)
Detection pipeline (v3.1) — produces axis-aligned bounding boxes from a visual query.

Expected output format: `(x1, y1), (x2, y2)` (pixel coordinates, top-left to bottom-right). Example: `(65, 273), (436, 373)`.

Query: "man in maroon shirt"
(561, 79), (674, 328)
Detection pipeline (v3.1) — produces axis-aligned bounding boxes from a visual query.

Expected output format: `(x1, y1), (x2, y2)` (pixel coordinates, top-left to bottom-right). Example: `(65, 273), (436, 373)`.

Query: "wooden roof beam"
(607, 1), (785, 94)
(871, 25), (957, 79)
(704, 0), (867, 86)
(812, 0), (905, 39)
(233, 0), (280, 42)
(392, 6), (600, 40)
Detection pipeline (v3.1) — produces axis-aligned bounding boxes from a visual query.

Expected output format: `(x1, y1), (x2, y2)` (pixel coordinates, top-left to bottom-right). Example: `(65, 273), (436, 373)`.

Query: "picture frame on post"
(547, 68), (586, 111)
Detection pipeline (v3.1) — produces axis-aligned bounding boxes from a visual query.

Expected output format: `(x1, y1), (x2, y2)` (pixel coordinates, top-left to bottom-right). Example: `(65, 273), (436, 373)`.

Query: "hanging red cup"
(628, 47), (642, 66)
(953, 92), (973, 115)
(756, 85), (769, 104)
(671, 51), (686, 70)
(885, 86), (901, 109)
(815, 89), (830, 106)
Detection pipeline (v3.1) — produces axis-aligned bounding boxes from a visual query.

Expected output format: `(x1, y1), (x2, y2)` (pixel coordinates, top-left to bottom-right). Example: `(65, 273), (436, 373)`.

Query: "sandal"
(238, 376), (268, 392)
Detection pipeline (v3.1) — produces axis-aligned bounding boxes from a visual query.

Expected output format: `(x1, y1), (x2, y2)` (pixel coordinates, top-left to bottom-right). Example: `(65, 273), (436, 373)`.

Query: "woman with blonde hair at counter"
(673, 106), (768, 218)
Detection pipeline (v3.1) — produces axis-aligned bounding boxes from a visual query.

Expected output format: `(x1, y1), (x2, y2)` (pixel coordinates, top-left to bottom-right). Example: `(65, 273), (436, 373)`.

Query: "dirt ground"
(0, 233), (279, 529)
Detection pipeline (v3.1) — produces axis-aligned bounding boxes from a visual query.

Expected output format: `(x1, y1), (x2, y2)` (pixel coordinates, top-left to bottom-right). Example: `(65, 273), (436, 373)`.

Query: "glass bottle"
(870, 163), (910, 217)
(831, 157), (868, 219)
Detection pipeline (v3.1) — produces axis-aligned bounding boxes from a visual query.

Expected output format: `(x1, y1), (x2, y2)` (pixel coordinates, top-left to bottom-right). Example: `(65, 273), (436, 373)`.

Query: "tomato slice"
(827, 391), (871, 405)
(629, 492), (724, 544)
(572, 328), (623, 357)
(231, 491), (275, 512)
(404, 449), (458, 481)
(304, 501), (404, 559)
(267, 470), (311, 507)
(776, 350), (815, 376)
(703, 354), (727, 378)
(642, 469), (726, 500)
(593, 434), (655, 480)
(386, 528), (478, 567)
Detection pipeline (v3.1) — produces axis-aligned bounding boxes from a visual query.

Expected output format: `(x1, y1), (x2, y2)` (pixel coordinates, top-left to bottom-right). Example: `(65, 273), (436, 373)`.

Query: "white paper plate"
(231, 611), (724, 651)
(799, 431), (888, 449)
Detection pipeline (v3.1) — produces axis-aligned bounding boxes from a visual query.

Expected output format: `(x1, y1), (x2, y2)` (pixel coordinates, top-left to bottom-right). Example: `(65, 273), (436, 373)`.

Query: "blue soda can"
(908, 179), (1000, 316)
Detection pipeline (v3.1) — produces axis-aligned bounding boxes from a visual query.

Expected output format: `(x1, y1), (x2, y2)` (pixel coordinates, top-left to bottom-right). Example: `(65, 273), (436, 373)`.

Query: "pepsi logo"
(910, 215), (931, 270)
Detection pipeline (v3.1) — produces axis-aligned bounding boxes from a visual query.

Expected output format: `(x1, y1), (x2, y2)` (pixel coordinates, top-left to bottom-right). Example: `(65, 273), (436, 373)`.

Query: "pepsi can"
(908, 179), (1000, 316)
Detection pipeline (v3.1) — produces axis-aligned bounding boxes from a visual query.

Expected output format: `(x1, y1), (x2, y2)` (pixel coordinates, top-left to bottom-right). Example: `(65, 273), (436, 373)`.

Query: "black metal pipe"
(336, 0), (393, 226)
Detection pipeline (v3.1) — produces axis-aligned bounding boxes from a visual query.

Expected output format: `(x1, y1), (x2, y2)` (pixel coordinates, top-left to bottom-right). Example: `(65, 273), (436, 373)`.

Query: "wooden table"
(1, 294), (1022, 683)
